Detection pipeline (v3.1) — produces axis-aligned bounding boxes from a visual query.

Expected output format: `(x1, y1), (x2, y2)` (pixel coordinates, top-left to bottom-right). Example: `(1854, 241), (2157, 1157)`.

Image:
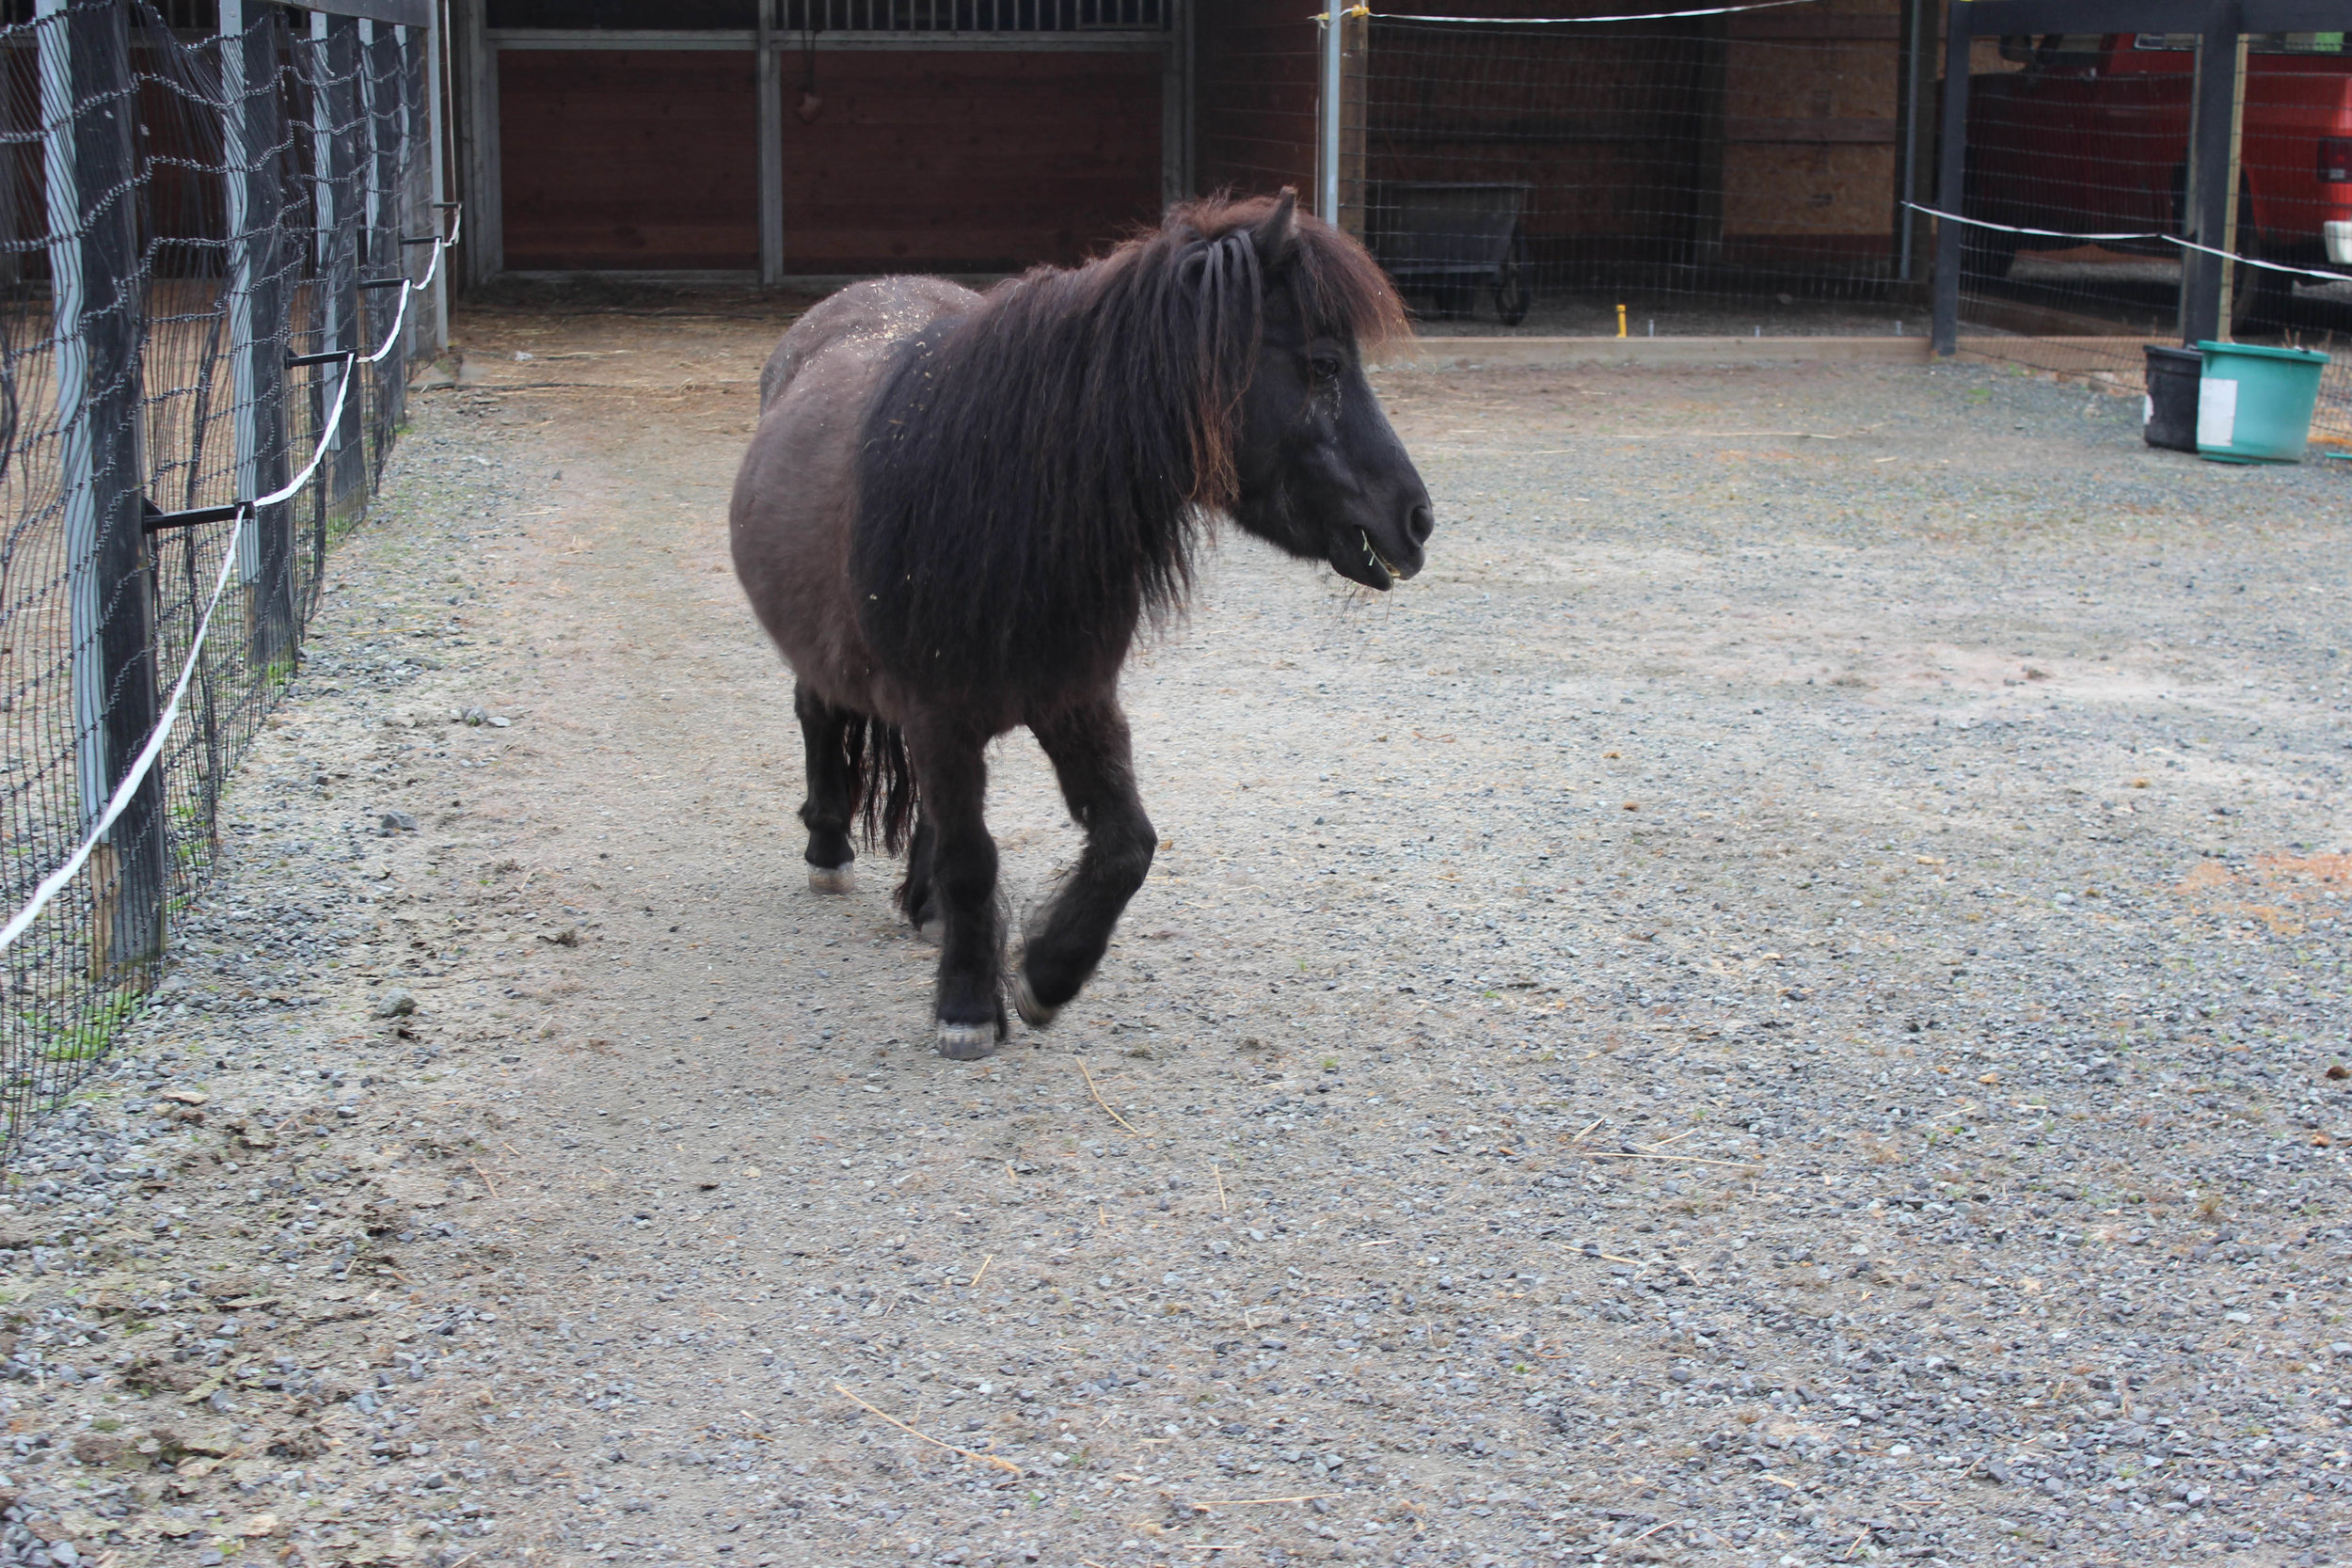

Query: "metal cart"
(1367, 182), (1534, 326)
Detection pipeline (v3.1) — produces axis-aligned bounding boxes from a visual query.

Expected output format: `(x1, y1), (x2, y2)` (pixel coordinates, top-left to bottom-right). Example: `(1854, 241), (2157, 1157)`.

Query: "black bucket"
(2144, 344), (2202, 451)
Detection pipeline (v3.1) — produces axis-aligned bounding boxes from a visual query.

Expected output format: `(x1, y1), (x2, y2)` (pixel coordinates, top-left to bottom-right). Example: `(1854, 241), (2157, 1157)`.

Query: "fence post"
(1928, 0), (1970, 357)
(421, 8), (449, 353)
(365, 20), (408, 447)
(39, 0), (165, 972)
(2180, 2), (2241, 346)
(221, 0), (295, 670)
(1317, 4), (1343, 227)
(313, 12), (365, 513)
(756, 0), (783, 285)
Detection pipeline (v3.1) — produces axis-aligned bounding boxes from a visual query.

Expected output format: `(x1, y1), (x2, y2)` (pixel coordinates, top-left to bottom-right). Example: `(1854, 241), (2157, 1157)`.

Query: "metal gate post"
(40, 0), (165, 971)
(223, 0), (295, 668)
(1318, 4), (1343, 227)
(756, 0), (783, 285)
(313, 12), (366, 512)
(1929, 0), (1971, 357)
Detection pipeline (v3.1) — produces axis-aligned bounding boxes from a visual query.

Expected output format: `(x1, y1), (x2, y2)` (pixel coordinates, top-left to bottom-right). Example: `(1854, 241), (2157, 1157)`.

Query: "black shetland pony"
(729, 191), (1434, 1058)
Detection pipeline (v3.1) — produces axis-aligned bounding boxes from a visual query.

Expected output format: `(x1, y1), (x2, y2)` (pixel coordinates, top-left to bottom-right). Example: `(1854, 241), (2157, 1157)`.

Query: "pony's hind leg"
(794, 680), (858, 894)
(904, 708), (1007, 1058)
(1016, 695), (1155, 1029)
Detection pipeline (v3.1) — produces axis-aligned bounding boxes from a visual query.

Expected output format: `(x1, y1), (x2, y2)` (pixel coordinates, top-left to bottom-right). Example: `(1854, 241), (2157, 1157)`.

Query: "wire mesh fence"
(1357, 9), (1933, 335)
(1195, 2), (1944, 338)
(0, 0), (442, 1149)
(1948, 27), (2352, 451)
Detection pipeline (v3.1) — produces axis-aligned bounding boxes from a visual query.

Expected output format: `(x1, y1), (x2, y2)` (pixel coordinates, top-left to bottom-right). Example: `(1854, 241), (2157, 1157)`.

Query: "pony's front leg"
(905, 709), (1007, 1058)
(1016, 695), (1155, 1028)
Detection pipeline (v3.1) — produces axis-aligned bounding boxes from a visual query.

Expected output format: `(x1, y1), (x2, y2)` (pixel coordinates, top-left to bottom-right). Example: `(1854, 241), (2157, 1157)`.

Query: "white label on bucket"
(2199, 375), (2238, 449)
(2143, 394), (2154, 426)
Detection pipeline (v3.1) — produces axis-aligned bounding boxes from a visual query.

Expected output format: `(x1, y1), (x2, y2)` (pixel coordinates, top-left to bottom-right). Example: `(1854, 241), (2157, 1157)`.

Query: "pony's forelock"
(1164, 192), (1413, 352)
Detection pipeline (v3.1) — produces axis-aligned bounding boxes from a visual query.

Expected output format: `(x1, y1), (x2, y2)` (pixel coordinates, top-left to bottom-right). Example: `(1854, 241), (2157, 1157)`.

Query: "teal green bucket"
(2196, 340), (2331, 463)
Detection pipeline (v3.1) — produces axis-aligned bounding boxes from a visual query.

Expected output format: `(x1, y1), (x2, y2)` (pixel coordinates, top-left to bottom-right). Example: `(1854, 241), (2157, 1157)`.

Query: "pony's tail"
(839, 715), (917, 857)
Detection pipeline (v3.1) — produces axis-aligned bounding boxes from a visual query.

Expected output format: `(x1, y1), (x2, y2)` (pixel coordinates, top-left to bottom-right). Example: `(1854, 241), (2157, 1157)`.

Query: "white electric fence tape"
(1903, 202), (2352, 285)
(0, 209), (461, 958)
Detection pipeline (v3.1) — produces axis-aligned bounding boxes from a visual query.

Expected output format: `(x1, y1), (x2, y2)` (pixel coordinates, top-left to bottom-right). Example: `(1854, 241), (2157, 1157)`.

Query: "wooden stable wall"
(779, 52), (1164, 274)
(499, 49), (761, 272)
(1719, 0), (1905, 265)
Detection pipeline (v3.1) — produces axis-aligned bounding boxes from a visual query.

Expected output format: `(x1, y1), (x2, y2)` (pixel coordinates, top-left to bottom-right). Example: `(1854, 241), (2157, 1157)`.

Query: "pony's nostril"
(1406, 503), (1435, 546)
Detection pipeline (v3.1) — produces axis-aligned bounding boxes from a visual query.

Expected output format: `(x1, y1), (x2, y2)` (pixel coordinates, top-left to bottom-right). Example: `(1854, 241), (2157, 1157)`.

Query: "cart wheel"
(1494, 227), (1532, 326)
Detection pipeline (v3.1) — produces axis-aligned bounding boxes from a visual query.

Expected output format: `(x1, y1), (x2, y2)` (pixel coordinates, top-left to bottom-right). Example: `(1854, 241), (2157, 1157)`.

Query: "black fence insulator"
(286, 349), (358, 369)
(359, 276), (410, 290)
(142, 501), (251, 535)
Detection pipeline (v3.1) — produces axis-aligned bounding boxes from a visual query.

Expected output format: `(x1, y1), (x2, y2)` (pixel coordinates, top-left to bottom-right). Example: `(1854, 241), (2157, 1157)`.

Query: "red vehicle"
(1963, 31), (2352, 319)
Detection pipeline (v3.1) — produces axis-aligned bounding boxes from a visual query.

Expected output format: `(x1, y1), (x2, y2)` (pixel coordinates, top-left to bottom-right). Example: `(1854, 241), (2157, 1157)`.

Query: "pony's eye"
(1310, 355), (1345, 383)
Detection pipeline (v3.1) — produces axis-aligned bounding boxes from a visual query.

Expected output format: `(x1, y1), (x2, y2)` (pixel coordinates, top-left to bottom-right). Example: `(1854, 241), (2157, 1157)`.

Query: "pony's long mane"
(850, 193), (1406, 699)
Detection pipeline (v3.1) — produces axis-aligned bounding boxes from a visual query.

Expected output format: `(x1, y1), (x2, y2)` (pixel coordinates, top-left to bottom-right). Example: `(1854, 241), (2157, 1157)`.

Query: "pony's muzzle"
(1406, 501), (1435, 550)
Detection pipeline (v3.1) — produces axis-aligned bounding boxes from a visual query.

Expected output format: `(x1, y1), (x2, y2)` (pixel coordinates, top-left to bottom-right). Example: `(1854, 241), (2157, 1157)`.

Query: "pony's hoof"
(807, 864), (854, 895)
(913, 916), (941, 946)
(1013, 973), (1060, 1030)
(935, 1021), (998, 1060)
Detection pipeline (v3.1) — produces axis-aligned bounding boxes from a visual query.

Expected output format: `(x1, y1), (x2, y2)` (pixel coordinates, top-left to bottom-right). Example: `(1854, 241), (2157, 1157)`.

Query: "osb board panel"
(780, 52), (1161, 272)
(1196, 0), (1316, 196)
(1723, 38), (1899, 123)
(500, 50), (759, 271)
(1730, 0), (1900, 37)
(1722, 143), (1898, 237)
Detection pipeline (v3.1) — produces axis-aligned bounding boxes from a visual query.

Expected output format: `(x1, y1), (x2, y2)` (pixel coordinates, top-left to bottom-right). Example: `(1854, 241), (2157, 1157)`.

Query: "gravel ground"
(0, 307), (2344, 1568)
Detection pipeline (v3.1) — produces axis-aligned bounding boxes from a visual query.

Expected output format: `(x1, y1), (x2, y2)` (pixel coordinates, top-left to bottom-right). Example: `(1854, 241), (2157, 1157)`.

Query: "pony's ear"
(1251, 189), (1301, 276)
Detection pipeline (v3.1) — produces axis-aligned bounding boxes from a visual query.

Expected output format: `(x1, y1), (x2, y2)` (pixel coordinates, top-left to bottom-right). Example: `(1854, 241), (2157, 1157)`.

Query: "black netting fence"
(0, 0), (444, 1148)
(1948, 27), (2351, 451)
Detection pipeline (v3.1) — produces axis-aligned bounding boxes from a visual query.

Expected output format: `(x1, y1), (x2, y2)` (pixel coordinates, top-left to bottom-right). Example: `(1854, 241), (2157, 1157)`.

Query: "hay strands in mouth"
(1361, 529), (1402, 580)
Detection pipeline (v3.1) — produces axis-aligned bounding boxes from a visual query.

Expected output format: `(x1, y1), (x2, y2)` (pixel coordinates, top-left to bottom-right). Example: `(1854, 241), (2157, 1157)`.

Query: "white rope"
(2167, 233), (2352, 285)
(1352, 0), (1813, 21)
(0, 209), (460, 957)
(1899, 202), (2165, 245)
(1903, 201), (2352, 285)
(0, 536), (240, 955)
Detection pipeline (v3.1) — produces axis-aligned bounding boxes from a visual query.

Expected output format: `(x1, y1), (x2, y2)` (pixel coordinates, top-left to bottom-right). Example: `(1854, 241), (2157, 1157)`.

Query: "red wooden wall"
(779, 52), (1163, 273)
(499, 49), (761, 272)
(1193, 0), (1317, 198)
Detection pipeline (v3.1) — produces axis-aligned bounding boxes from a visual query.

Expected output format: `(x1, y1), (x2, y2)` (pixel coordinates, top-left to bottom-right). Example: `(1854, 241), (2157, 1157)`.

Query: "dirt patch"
(0, 306), (2345, 1568)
